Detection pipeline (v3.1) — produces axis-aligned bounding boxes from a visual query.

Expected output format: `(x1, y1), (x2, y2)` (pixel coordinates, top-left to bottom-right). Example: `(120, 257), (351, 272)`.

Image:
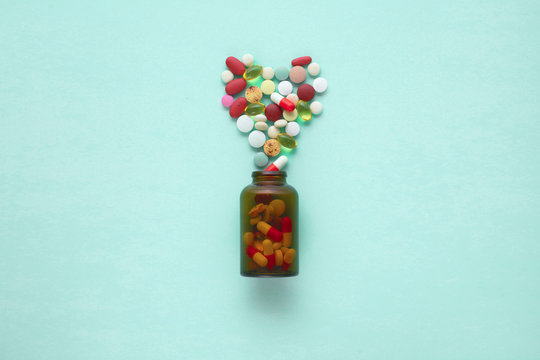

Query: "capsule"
(243, 65), (263, 80)
(282, 217), (292, 248)
(296, 100), (312, 121)
(262, 239), (275, 269)
(275, 248), (283, 266)
(246, 246), (268, 267)
(245, 102), (265, 116)
(270, 92), (295, 112)
(282, 248), (296, 270)
(243, 231), (254, 246)
(257, 221), (283, 242)
(277, 133), (297, 149)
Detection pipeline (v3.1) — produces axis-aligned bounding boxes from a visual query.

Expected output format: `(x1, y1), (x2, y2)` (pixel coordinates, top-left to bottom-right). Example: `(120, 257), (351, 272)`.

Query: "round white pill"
(310, 101), (323, 115)
(253, 114), (267, 122)
(262, 67), (274, 80)
(313, 77), (328, 93)
(275, 119), (287, 128)
(307, 62), (320, 76)
(242, 54), (254, 67)
(285, 122), (300, 137)
(255, 122), (268, 131)
(237, 115), (254, 133)
(278, 81), (293, 96)
(268, 126), (280, 139)
(248, 130), (266, 148)
(286, 93), (299, 105)
(222, 70), (234, 83)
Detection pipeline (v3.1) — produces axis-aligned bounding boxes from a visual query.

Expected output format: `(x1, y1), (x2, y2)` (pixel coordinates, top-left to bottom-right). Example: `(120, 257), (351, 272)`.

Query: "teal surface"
(1, 1), (539, 359)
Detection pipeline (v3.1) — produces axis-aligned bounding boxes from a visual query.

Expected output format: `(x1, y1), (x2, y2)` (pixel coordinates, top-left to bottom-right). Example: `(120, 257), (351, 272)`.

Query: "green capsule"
(243, 65), (263, 80)
(296, 100), (312, 121)
(277, 133), (297, 149)
(245, 102), (265, 116)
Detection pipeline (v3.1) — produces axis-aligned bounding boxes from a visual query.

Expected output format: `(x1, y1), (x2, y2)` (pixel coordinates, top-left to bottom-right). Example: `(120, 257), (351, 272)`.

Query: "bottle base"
(241, 271), (298, 278)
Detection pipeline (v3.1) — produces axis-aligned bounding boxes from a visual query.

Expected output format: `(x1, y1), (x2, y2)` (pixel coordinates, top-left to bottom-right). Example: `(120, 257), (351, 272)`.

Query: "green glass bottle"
(240, 171), (299, 277)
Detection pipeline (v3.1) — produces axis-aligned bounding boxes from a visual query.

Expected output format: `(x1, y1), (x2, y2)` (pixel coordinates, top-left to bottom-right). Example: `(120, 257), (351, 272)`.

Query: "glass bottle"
(240, 171), (298, 277)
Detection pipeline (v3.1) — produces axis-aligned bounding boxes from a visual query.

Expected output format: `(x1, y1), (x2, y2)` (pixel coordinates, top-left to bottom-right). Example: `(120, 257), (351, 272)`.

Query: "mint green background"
(1, 1), (539, 359)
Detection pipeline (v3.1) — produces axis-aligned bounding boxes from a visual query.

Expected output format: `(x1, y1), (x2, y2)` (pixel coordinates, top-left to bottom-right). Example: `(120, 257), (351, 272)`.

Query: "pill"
(254, 152), (268, 167)
(286, 93), (299, 105)
(283, 109), (298, 122)
(275, 66), (289, 81)
(275, 248), (283, 266)
(269, 199), (285, 217)
(263, 139), (281, 157)
(289, 66), (306, 84)
(272, 242), (282, 250)
(221, 70), (234, 83)
(245, 102), (265, 116)
(255, 193), (273, 204)
(278, 81), (293, 96)
(263, 205), (275, 222)
(262, 67), (274, 80)
(248, 130), (266, 148)
(296, 100), (312, 121)
(229, 97), (247, 118)
(268, 125), (280, 139)
(310, 101), (323, 115)
(246, 246), (268, 267)
(270, 93), (295, 112)
(281, 248), (296, 270)
(249, 203), (266, 217)
(250, 216), (261, 225)
(291, 56), (312, 66)
(264, 103), (282, 122)
(307, 62), (320, 76)
(282, 217), (292, 247)
(275, 119), (287, 128)
(257, 221), (283, 242)
(245, 86), (263, 103)
(242, 53), (254, 67)
(226, 56), (245, 76)
(260, 79), (276, 95)
(221, 94), (234, 108)
(277, 133), (297, 149)
(225, 78), (247, 95)
(265, 155), (288, 171)
(262, 239), (276, 269)
(297, 84), (315, 101)
(280, 247), (288, 256)
(255, 122), (268, 131)
(243, 65), (263, 81)
(271, 216), (282, 229)
(313, 77), (328, 93)
(253, 114), (267, 122)
(253, 240), (264, 252)
(243, 231), (254, 246)
(285, 122), (300, 137)
(237, 114), (254, 133)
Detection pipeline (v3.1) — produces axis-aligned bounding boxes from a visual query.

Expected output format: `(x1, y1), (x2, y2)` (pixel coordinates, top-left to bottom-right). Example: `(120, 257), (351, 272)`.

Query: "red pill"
(265, 103), (282, 122)
(254, 193), (273, 204)
(229, 97), (247, 118)
(291, 56), (312, 66)
(225, 78), (247, 95)
(226, 56), (245, 76)
(297, 84), (315, 101)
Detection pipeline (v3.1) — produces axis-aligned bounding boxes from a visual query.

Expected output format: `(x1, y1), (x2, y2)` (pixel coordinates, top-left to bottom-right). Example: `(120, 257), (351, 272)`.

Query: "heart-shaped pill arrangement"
(221, 54), (327, 169)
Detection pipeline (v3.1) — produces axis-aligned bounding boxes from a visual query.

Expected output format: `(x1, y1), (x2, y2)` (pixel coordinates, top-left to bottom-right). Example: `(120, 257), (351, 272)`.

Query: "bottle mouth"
(252, 171), (287, 178)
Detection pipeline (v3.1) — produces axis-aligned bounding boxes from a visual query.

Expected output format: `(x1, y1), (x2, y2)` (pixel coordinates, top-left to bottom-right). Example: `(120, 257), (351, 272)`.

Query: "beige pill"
(264, 139), (281, 157)
(249, 216), (261, 225)
(289, 66), (306, 84)
(245, 86), (263, 103)
(252, 252), (268, 267)
(261, 79), (275, 95)
(263, 205), (275, 222)
(243, 232), (254, 246)
(284, 248), (296, 264)
(262, 239), (273, 255)
(269, 199), (285, 217)
(283, 109), (298, 122)
(275, 249), (283, 266)
(272, 242), (282, 250)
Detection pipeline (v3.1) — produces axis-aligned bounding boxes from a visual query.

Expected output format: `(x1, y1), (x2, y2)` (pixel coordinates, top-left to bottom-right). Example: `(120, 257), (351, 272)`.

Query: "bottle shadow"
(246, 277), (300, 315)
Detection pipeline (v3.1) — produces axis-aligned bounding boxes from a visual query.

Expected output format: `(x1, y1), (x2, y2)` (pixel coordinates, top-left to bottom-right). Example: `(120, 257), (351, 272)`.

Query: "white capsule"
(278, 81), (293, 96)
(285, 122), (300, 137)
(268, 126), (280, 139)
(262, 67), (274, 80)
(307, 62), (320, 76)
(286, 93), (299, 105)
(270, 92), (284, 105)
(255, 122), (268, 131)
(237, 115), (254, 133)
(275, 119), (287, 128)
(221, 70), (234, 83)
(313, 77), (328, 93)
(310, 101), (323, 115)
(242, 54), (254, 67)
(248, 130), (266, 148)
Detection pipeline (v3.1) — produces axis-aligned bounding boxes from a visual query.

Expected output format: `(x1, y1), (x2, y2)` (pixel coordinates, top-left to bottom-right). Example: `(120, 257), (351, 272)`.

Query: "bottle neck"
(252, 171), (287, 185)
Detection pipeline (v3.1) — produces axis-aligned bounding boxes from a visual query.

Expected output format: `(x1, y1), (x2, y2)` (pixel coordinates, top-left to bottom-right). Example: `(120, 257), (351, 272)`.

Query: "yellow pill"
(263, 205), (275, 223)
(252, 252), (268, 267)
(254, 240), (264, 252)
(297, 100), (312, 121)
(262, 239), (273, 255)
(282, 234), (292, 248)
(243, 232), (254, 246)
(243, 65), (263, 80)
(275, 249), (283, 266)
(272, 242), (282, 250)
(261, 80), (276, 95)
(283, 109), (298, 122)
(245, 102), (265, 116)
(284, 248), (296, 264)
(280, 247), (288, 256)
(249, 216), (261, 225)
(269, 199), (285, 217)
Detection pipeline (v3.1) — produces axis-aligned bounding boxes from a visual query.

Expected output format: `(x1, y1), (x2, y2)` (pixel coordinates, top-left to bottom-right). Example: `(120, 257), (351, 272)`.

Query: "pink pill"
(221, 94), (234, 108)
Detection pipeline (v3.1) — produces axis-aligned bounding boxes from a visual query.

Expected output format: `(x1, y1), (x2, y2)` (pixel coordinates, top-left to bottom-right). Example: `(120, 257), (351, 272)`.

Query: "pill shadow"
(247, 278), (299, 314)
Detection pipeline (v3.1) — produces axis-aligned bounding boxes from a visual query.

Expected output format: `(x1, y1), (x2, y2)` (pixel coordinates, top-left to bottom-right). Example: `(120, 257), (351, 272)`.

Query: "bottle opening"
(252, 171), (287, 183)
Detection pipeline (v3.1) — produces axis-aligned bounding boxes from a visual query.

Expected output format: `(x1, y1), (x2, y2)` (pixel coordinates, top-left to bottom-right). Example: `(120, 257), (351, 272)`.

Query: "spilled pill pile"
(221, 54), (327, 168)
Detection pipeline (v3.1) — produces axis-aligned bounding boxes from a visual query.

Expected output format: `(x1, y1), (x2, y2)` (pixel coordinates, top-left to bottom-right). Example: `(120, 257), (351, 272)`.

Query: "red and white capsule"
(270, 93), (295, 112)
(265, 155), (287, 171)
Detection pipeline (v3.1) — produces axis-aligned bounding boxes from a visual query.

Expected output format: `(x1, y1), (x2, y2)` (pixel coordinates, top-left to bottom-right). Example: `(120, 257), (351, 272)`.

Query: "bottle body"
(240, 171), (298, 277)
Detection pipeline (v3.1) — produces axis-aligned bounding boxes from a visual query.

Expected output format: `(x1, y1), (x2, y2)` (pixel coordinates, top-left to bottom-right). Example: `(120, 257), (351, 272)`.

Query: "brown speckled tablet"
(289, 66), (306, 84)
(263, 139), (281, 157)
(245, 86), (263, 103)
